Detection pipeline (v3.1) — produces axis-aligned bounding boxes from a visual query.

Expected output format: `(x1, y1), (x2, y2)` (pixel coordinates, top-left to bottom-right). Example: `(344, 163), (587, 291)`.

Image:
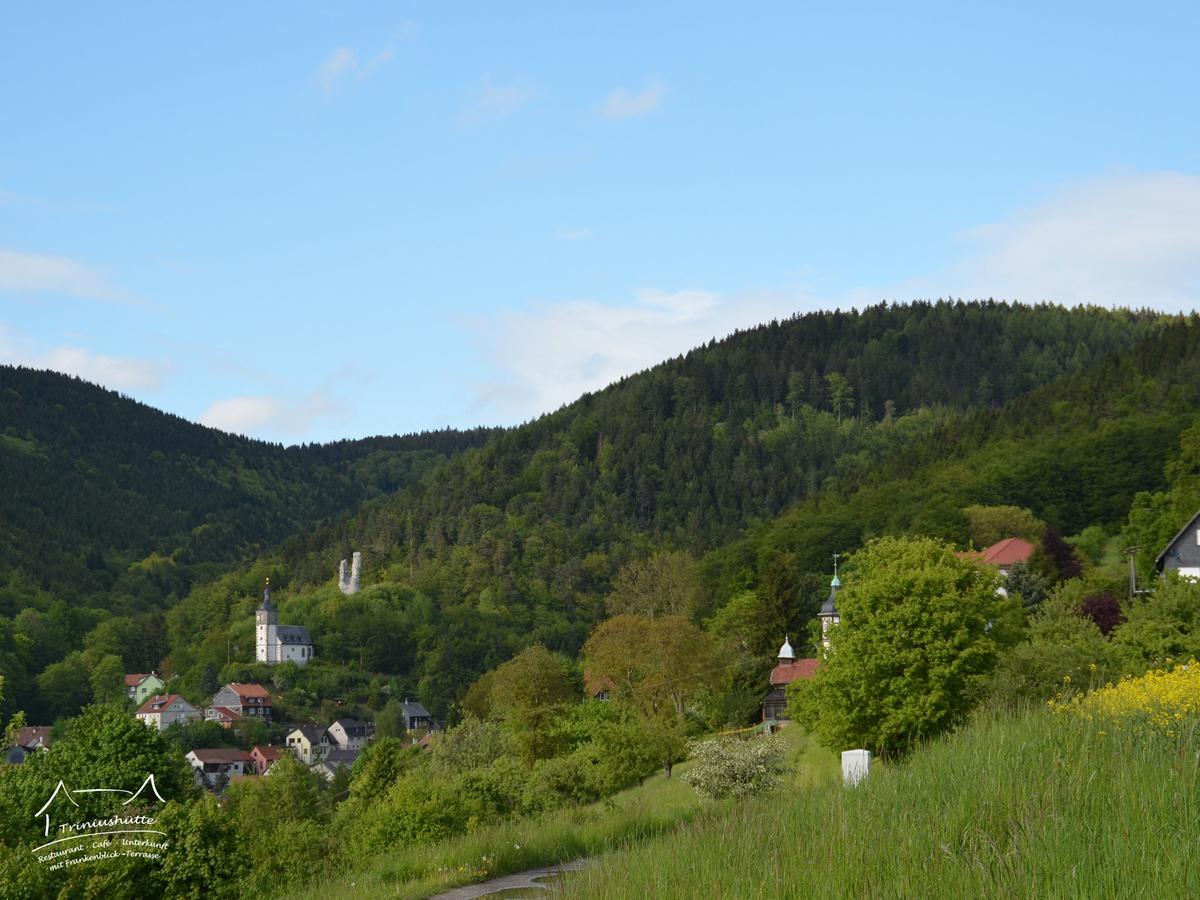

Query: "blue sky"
(2, 2), (1198, 443)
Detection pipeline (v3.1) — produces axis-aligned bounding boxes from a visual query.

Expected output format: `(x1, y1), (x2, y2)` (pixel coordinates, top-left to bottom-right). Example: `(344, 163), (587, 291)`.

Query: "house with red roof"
(136, 694), (200, 731)
(249, 744), (283, 775)
(205, 683), (273, 726)
(977, 537), (1036, 576)
(584, 671), (616, 702)
(125, 672), (165, 706)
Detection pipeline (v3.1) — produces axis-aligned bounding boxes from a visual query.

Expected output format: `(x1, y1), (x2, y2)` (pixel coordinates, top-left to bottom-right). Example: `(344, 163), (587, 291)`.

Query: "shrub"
(681, 736), (787, 800)
(1050, 661), (1200, 736)
(1080, 592), (1124, 636)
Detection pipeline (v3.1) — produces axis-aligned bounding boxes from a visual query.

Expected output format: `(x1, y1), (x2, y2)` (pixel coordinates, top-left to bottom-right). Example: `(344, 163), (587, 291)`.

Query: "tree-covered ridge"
(279, 302), (1168, 589)
(0, 365), (498, 602)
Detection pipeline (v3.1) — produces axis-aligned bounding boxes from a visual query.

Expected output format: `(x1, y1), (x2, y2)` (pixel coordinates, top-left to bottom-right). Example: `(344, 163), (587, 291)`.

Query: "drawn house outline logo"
(34, 774), (168, 844)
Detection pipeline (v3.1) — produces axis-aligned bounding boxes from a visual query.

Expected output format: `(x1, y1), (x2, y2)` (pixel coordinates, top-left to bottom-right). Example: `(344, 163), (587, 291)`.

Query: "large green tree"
(790, 536), (1022, 755)
(583, 614), (720, 719)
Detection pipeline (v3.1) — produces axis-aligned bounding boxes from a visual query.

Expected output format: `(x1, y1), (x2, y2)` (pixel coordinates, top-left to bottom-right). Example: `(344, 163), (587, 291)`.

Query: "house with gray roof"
(285, 724), (333, 765)
(400, 699), (433, 731)
(1156, 509), (1200, 579)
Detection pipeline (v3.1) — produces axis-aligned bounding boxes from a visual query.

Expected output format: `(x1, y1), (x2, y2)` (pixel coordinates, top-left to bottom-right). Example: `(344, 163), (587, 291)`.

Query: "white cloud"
(467, 288), (805, 421)
(0, 323), (166, 392)
(457, 77), (537, 126)
(920, 171), (1200, 310)
(199, 392), (343, 440)
(0, 246), (127, 302)
(467, 170), (1200, 424)
(599, 80), (665, 120)
(316, 46), (359, 92)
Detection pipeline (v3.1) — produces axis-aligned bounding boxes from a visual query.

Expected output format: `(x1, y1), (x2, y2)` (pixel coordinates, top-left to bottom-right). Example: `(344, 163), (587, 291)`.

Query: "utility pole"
(1125, 546), (1144, 602)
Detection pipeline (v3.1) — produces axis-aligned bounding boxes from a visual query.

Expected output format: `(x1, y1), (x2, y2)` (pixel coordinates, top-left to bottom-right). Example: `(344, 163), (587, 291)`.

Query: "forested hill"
(281, 301), (1168, 582)
(0, 366), (498, 602)
(238, 303), (1183, 675)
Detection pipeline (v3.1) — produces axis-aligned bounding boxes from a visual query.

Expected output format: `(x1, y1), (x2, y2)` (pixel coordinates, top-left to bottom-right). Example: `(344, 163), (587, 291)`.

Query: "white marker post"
(842, 749), (871, 787)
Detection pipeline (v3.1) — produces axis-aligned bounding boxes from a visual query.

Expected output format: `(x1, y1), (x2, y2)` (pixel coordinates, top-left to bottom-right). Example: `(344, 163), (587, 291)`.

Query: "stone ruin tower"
(337, 551), (362, 595)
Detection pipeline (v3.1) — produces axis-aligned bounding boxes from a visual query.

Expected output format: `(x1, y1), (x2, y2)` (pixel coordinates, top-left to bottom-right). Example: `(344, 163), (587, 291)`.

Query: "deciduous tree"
(790, 536), (1021, 755)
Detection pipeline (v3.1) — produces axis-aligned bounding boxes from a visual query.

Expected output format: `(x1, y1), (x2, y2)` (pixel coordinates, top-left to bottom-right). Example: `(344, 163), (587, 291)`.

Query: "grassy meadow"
(563, 707), (1200, 898)
(288, 725), (837, 899)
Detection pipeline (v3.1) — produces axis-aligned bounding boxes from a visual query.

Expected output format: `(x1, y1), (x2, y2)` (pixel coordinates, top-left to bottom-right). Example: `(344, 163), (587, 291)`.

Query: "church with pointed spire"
(818, 555), (841, 653)
(761, 558), (841, 720)
(255, 579), (314, 665)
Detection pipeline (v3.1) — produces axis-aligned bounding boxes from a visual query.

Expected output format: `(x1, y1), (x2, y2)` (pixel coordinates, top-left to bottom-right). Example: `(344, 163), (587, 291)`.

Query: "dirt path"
(429, 859), (587, 899)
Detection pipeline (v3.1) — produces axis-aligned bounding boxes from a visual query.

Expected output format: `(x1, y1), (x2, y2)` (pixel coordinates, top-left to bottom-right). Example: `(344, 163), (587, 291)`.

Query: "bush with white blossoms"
(681, 735), (788, 800)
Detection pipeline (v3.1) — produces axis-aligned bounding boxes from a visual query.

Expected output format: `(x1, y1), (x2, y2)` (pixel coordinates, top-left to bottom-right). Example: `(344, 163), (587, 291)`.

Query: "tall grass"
(566, 708), (1200, 898)
(288, 725), (836, 899)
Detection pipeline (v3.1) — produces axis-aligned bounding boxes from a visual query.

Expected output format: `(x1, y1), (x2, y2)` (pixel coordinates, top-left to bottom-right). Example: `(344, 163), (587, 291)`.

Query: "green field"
(289, 725), (837, 899)
(562, 709), (1200, 898)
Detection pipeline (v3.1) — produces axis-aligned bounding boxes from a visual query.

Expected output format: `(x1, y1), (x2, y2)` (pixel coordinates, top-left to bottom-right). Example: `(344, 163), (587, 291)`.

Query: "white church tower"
(255, 579), (277, 664)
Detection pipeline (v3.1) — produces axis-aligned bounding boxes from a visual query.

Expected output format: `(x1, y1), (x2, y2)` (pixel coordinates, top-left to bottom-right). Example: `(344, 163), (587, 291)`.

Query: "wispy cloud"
(910, 170), (1200, 310)
(467, 288), (804, 421)
(198, 392), (346, 440)
(0, 323), (167, 392)
(598, 79), (666, 120)
(457, 76), (537, 126)
(0, 246), (130, 304)
(314, 25), (415, 94)
(316, 46), (359, 93)
(554, 226), (593, 242)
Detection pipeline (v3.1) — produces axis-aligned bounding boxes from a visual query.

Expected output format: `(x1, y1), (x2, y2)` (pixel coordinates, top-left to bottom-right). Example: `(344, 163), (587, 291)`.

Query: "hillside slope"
(0, 366), (497, 603)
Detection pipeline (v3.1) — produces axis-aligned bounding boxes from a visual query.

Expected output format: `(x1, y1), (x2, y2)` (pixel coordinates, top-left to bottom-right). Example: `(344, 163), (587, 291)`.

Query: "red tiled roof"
(252, 745), (282, 761)
(980, 537), (1036, 567)
(125, 673), (153, 687)
(228, 683), (272, 700)
(583, 670), (616, 697)
(136, 694), (183, 716)
(210, 706), (239, 721)
(769, 658), (820, 686)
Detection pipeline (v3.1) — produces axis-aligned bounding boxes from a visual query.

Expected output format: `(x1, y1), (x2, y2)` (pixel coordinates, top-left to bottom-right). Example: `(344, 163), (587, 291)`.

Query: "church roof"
(258, 582), (274, 612)
(819, 583), (839, 617)
(777, 637), (795, 660)
(275, 625), (311, 645)
(819, 566), (841, 617)
(769, 658), (820, 686)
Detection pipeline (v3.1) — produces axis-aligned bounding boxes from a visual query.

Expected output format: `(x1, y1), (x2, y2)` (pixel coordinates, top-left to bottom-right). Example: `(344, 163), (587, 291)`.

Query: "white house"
(285, 725), (334, 765)
(255, 580), (313, 666)
(186, 748), (252, 790)
(327, 718), (373, 751)
(136, 694), (200, 731)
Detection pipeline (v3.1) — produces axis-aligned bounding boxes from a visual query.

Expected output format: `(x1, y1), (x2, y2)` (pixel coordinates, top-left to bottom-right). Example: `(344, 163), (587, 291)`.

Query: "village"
(7, 516), (1197, 795)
